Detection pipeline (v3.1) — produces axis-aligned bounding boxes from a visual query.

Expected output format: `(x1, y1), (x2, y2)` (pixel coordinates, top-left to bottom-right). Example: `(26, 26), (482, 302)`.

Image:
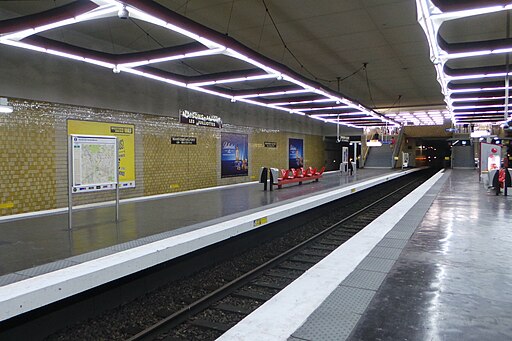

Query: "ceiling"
(1, 0), (504, 127)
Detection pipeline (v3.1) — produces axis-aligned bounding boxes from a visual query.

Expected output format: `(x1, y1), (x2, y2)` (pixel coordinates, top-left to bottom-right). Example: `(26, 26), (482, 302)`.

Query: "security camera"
(118, 6), (129, 19)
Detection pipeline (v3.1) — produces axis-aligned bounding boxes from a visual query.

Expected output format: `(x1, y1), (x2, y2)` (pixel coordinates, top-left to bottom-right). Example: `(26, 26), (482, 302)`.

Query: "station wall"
(0, 97), (327, 216)
(0, 46), (360, 216)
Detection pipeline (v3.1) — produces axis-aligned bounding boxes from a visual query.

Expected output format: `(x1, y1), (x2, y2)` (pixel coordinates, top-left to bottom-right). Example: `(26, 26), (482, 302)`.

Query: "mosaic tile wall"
(304, 134), (326, 169)
(143, 117), (218, 195)
(0, 97), (327, 216)
(0, 103), (57, 215)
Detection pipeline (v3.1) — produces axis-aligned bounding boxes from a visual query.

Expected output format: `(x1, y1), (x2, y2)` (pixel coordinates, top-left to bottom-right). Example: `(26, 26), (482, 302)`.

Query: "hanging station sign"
(179, 109), (222, 128)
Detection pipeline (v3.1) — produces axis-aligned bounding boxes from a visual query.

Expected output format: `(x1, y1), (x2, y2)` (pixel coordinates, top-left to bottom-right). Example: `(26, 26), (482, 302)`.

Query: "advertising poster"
(221, 133), (248, 178)
(67, 120), (135, 188)
(289, 138), (304, 168)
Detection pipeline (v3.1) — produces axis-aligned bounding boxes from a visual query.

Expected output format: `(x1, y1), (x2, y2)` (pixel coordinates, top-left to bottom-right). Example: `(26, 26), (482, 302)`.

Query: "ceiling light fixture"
(117, 5), (129, 19)
(0, 0), (398, 128)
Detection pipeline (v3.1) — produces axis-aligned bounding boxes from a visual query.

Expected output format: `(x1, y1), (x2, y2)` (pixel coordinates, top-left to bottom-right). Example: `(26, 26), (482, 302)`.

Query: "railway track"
(127, 169), (436, 341)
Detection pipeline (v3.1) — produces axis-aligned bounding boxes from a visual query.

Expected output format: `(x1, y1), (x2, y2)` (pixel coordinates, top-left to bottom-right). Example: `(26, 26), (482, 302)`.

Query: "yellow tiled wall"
(0, 104), (56, 215)
(0, 98), (327, 216)
(143, 118), (218, 194)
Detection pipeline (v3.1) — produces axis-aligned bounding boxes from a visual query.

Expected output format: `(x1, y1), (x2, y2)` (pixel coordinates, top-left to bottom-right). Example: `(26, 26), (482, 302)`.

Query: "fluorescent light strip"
(188, 73), (277, 87)
(454, 111), (505, 115)
(0, 5), (117, 41)
(186, 85), (306, 116)
(0, 0), (392, 127)
(431, 5), (509, 21)
(122, 5), (225, 50)
(117, 47), (226, 68)
(271, 99), (335, 106)
(452, 104), (506, 110)
(235, 89), (310, 99)
(309, 113), (365, 117)
(450, 96), (508, 102)
(1, 40), (115, 68)
(121, 67), (186, 87)
(447, 72), (509, 81)
(299, 106), (351, 112)
(224, 48), (282, 76)
(319, 118), (360, 128)
(440, 47), (512, 61)
(448, 86), (507, 93)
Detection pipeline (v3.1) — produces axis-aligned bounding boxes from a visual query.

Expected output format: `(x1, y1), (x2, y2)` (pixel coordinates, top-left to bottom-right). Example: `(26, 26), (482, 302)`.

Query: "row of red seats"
(279, 166), (325, 180)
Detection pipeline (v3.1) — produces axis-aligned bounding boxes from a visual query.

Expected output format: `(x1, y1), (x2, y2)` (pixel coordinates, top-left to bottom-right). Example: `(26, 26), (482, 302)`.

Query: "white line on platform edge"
(217, 169), (446, 341)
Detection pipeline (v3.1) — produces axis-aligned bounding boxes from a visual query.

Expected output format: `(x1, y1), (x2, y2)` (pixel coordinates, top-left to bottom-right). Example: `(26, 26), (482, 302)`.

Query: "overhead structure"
(385, 109), (450, 125)
(0, 0), (398, 128)
(417, 0), (512, 125)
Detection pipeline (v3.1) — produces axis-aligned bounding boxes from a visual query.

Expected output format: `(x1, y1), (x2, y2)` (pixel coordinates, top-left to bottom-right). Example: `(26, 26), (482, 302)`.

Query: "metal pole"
(68, 135), (73, 230)
(116, 137), (120, 222)
(353, 143), (357, 175)
(506, 13), (510, 122)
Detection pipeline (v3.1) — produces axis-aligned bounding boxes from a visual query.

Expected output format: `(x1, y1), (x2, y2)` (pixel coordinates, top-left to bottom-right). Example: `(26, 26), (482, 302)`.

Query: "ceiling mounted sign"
(179, 109), (222, 128)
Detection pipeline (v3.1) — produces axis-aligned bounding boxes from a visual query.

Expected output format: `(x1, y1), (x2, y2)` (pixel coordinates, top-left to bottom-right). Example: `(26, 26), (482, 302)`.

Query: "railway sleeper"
(290, 255), (323, 264)
(251, 281), (288, 290)
(190, 319), (234, 332)
(214, 303), (254, 315)
(233, 290), (274, 301)
(278, 263), (311, 271)
(318, 239), (343, 246)
(300, 249), (330, 257)
(309, 244), (337, 251)
(265, 270), (301, 280)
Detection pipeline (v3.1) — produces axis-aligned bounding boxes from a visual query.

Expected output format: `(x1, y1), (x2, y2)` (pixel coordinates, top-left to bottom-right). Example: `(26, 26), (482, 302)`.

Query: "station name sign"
(179, 109), (222, 128)
(171, 136), (197, 145)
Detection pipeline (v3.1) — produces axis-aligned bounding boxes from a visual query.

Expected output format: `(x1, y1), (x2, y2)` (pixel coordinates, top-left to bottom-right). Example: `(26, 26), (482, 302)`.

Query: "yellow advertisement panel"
(67, 120), (135, 188)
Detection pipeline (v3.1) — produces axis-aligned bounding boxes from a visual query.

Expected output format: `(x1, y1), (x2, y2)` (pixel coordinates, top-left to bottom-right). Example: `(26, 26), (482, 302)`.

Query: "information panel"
(67, 120), (135, 188)
(72, 135), (117, 193)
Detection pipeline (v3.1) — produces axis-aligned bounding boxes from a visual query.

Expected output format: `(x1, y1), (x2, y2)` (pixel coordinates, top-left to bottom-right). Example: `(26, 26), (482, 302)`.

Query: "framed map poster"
(71, 135), (117, 193)
(67, 120), (135, 188)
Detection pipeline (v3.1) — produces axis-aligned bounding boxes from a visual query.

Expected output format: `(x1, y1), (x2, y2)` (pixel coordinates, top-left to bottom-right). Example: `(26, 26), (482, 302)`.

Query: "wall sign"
(179, 109), (222, 128)
(264, 141), (277, 148)
(171, 136), (197, 145)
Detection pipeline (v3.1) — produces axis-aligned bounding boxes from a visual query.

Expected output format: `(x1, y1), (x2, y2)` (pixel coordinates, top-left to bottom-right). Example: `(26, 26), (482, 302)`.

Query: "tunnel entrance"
(414, 138), (452, 168)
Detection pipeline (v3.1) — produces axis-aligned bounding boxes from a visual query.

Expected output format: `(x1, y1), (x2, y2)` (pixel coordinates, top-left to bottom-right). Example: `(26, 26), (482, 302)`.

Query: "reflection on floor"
(348, 170), (512, 340)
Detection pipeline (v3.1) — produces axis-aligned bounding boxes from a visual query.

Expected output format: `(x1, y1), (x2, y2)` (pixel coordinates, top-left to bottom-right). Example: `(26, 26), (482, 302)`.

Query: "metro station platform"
(220, 169), (512, 341)
(0, 168), (410, 322)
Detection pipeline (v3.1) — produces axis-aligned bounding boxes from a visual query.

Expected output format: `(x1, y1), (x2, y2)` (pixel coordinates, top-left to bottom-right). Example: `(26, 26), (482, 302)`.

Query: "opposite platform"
(0, 168), (392, 277)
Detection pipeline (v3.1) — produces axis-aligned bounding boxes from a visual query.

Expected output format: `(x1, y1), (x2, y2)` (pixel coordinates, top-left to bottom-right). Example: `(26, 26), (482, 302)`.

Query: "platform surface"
(0, 168), (394, 281)
(347, 169), (512, 340)
(220, 169), (512, 341)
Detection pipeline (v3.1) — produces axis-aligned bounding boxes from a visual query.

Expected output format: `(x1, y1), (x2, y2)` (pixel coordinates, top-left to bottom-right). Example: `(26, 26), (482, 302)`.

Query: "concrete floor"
(348, 170), (512, 340)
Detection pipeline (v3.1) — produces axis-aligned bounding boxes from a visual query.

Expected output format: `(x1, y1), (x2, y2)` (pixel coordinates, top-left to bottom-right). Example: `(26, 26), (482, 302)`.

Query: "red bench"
(274, 166), (325, 188)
